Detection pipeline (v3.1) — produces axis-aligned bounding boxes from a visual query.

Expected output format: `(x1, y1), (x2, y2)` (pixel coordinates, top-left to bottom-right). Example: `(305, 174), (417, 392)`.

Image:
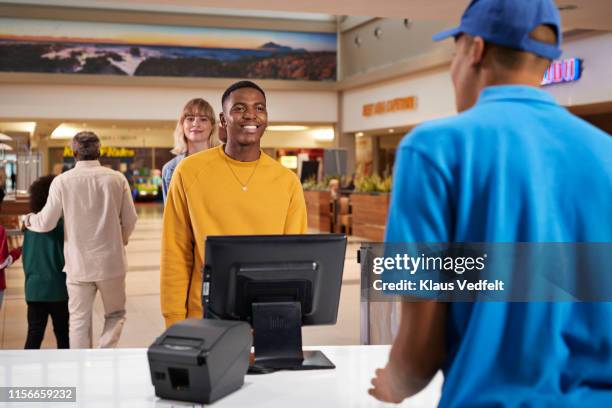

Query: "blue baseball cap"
(432, 0), (562, 60)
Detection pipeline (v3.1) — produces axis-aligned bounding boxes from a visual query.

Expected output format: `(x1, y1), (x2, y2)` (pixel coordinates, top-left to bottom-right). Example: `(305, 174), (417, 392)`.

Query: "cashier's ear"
(219, 112), (227, 129)
(469, 36), (486, 67)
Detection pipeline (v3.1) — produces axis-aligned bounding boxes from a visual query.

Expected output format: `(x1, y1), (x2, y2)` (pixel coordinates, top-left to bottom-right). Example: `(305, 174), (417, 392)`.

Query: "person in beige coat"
(25, 131), (137, 348)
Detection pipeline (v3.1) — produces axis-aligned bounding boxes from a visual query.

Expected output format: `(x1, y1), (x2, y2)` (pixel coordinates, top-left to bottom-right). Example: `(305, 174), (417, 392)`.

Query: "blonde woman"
(161, 98), (219, 203)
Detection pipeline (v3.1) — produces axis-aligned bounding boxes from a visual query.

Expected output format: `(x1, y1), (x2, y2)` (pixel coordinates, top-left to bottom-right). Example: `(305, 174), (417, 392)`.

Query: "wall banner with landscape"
(0, 18), (337, 81)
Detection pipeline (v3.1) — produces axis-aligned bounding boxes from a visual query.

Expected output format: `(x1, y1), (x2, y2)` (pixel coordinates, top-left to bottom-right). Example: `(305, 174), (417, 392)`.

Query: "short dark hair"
(0, 187), (5, 205)
(29, 175), (55, 213)
(221, 81), (266, 107)
(72, 131), (101, 160)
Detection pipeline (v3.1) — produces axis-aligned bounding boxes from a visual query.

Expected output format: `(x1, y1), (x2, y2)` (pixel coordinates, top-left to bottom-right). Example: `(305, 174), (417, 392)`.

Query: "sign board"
(63, 146), (136, 158)
(363, 96), (417, 117)
(542, 58), (582, 86)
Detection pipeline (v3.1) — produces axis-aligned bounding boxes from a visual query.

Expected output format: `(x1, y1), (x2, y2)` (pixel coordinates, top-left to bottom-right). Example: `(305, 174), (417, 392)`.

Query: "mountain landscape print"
(0, 18), (337, 80)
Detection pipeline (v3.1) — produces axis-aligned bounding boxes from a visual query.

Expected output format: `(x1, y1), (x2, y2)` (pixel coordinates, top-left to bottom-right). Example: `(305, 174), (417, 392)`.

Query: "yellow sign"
(63, 146), (136, 158)
(362, 96), (417, 117)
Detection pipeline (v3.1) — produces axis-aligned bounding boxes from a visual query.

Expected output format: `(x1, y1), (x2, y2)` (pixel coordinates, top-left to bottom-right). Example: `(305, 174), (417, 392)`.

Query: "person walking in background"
(23, 175), (69, 349)
(25, 131), (138, 349)
(0, 188), (22, 311)
(161, 98), (221, 203)
(161, 81), (307, 328)
(369, 0), (612, 406)
(0, 168), (6, 192)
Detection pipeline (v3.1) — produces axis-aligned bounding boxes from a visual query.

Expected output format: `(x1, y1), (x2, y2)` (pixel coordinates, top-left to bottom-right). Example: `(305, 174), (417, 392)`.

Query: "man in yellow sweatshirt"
(161, 81), (308, 327)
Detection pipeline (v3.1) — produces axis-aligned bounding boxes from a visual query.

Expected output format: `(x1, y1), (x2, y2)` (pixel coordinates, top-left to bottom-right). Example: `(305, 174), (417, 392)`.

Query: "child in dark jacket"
(22, 176), (69, 349)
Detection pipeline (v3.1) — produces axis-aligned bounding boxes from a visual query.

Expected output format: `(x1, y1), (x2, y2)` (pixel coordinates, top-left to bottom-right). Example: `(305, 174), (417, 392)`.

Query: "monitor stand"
(251, 301), (335, 371)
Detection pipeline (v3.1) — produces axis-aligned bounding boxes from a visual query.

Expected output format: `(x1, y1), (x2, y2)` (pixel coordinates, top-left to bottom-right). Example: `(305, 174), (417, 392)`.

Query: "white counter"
(0, 345), (442, 407)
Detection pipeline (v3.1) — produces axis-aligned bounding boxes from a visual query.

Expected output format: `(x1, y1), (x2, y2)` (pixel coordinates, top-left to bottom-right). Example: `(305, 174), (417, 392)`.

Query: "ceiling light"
(354, 35), (362, 47)
(374, 27), (383, 39)
(355, 132), (364, 137)
(0, 122), (36, 135)
(313, 129), (334, 141)
(267, 125), (308, 132)
(0, 143), (13, 151)
(388, 129), (395, 133)
(0, 133), (12, 141)
(51, 124), (80, 139)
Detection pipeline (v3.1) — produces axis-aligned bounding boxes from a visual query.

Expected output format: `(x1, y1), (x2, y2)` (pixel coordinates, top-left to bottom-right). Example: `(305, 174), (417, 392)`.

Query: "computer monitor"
(203, 234), (346, 371)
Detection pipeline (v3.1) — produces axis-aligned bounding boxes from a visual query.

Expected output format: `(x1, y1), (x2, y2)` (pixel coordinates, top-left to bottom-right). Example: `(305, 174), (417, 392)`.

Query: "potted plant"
(302, 176), (334, 232)
(350, 175), (392, 241)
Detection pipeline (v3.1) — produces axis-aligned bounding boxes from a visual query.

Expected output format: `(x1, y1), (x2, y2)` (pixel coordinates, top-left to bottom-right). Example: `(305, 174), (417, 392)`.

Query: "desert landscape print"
(0, 18), (337, 80)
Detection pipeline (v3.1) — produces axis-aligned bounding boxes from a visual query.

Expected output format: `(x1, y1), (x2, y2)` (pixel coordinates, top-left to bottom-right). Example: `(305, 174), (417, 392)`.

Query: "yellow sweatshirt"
(161, 145), (307, 327)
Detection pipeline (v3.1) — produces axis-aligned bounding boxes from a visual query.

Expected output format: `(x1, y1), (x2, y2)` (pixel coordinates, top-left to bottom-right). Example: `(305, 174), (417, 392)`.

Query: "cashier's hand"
(368, 364), (412, 404)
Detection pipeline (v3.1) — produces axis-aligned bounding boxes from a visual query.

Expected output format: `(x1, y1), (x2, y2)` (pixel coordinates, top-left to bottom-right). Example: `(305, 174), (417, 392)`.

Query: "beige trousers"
(67, 277), (126, 349)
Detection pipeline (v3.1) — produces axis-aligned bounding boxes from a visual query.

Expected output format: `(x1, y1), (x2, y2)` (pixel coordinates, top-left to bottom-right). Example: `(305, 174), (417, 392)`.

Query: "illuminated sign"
(280, 155), (298, 169)
(542, 58), (582, 86)
(363, 96), (417, 117)
(63, 146), (136, 158)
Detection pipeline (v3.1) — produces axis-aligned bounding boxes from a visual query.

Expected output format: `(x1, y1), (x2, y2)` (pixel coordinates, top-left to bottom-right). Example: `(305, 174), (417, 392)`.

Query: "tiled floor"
(0, 203), (363, 349)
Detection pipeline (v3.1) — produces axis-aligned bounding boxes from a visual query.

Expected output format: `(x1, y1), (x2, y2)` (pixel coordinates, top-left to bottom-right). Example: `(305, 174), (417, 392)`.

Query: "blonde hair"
(171, 98), (218, 155)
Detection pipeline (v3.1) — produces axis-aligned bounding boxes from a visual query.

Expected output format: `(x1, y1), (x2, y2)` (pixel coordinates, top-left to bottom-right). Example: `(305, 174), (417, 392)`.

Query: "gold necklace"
(224, 153), (260, 192)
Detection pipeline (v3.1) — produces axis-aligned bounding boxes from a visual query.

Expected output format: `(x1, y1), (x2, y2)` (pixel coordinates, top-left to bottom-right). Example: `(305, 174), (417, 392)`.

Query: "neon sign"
(541, 58), (582, 86)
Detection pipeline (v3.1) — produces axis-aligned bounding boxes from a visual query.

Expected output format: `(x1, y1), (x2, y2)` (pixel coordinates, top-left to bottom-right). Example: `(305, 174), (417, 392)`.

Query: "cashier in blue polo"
(368, 0), (612, 407)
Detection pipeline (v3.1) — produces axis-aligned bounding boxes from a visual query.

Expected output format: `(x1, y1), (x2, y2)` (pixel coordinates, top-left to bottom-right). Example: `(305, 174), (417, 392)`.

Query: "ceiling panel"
(1, 0), (609, 31)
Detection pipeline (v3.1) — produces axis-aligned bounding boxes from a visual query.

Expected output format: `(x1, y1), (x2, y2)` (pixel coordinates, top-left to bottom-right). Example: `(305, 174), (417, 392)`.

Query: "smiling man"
(160, 80), (307, 328)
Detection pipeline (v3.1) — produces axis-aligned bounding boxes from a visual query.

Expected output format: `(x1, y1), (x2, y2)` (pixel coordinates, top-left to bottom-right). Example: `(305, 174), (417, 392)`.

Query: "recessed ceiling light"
(374, 27), (383, 39)
(0, 122), (36, 134)
(388, 129), (395, 133)
(354, 35), (362, 47)
(267, 125), (308, 132)
(51, 124), (80, 139)
(312, 129), (334, 141)
(355, 132), (364, 137)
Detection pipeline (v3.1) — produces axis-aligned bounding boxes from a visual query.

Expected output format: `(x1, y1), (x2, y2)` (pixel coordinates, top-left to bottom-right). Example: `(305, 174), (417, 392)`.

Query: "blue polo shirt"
(386, 85), (612, 407)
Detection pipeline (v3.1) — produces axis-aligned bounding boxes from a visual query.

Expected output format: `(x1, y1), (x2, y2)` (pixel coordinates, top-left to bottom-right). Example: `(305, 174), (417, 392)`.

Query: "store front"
(544, 32), (612, 135)
(49, 144), (169, 201)
(336, 68), (456, 239)
(0, 83), (339, 199)
(39, 121), (339, 201)
(342, 31), (612, 181)
(342, 67), (456, 177)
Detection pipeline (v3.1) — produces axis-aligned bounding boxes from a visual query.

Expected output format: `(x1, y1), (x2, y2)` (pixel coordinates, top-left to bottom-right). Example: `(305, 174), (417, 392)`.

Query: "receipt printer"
(148, 318), (251, 404)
